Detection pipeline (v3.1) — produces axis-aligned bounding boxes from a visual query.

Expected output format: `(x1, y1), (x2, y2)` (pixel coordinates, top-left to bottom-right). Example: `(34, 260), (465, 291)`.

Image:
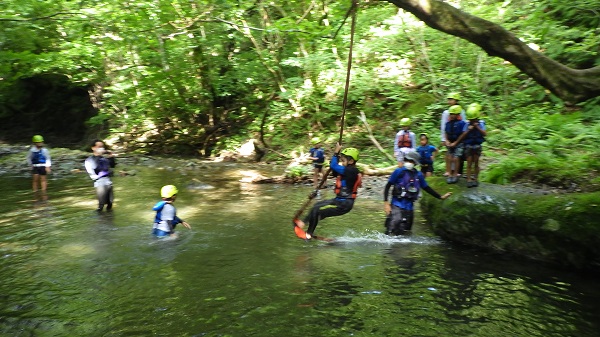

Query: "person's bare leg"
(40, 175), (47, 192)
(32, 174), (39, 192)
(466, 156), (473, 183)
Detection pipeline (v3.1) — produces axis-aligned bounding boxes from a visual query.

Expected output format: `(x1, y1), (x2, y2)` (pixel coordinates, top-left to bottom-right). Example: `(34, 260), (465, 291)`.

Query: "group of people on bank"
(394, 92), (487, 187)
(300, 92), (486, 238)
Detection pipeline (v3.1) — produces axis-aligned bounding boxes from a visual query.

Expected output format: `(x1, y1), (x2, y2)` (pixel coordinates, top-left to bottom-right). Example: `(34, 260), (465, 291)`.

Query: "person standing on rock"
(384, 151), (452, 236)
(84, 139), (116, 212)
(27, 135), (52, 195)
(444, 105), (466, 184)
(440, 92), (466, 177)
(416, 133), (438, 177)
(450, 103), (487, 187)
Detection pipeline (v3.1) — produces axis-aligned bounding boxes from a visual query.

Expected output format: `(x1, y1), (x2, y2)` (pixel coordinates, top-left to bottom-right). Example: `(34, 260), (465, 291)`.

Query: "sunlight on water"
(334, 229), (443, 245)
(1, 164), (599, 337)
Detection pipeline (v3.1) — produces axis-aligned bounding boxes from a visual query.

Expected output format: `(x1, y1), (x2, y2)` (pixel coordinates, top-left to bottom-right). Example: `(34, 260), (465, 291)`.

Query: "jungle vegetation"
(0, 0), (599, 190)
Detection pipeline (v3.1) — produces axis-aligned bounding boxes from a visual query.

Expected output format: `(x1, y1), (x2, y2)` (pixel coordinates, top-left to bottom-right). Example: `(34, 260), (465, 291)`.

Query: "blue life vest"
(445, 120), (465, 142)
(393, 169), (420, 201)
(153, 201), (167, 223)
(310, 147), (325, 164)
(32, 150), (46, 165)
(464, 121), (486, 145)
(153, 201), (182, 225)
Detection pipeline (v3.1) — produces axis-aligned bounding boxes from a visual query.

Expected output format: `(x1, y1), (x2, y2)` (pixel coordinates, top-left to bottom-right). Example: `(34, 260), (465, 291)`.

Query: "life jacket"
(334, 166), (362, 199)
(32, 149), (46, 165)
(310, 147), (325, 163)
(94, 156), (111, 177)
(153, 201), (181, 227)
(416, 145), (434, 165)
(393, 169), (420, 201)
(445, 120), (464, 143)
(464, 121), (486, 145)
(153, 201), (167, 223)
(397, 131), (412, 148)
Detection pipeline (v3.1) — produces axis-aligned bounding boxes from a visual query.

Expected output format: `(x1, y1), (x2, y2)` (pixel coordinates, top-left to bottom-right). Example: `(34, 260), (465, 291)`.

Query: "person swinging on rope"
(295, 143), (362, 240)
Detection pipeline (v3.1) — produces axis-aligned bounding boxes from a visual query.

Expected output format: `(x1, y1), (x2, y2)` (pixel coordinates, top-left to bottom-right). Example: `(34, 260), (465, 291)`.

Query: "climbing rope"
(292, 0), (359, 221)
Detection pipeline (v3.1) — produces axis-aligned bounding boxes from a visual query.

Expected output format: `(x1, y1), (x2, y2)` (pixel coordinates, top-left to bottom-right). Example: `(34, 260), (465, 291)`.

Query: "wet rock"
(421, 177), (600, 271)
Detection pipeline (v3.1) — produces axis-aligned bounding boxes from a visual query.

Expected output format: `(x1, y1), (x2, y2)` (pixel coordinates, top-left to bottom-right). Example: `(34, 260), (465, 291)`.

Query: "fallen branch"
(358, 111), (396, 164)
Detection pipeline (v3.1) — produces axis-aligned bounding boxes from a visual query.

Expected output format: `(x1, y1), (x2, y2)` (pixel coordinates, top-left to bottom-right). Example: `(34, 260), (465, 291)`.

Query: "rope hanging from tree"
(292, 0), (359, 222)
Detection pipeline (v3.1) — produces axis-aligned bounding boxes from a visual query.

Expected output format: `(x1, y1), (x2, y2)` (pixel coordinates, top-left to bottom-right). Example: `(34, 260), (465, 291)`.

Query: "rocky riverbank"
(0, 143), (575, 200)
(0, 143), (391, 199)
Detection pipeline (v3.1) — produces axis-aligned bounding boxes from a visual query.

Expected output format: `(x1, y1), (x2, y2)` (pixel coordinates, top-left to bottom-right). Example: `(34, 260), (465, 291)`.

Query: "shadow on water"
(0, 163), (599, 336)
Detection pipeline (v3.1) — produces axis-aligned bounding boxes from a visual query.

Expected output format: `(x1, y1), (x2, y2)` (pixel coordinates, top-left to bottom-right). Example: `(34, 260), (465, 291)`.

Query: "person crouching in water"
(84, 139), (116, 211)
(152, 185), (191, 238)
(384, 151), (452, 236)
(296, 143), (362, 240)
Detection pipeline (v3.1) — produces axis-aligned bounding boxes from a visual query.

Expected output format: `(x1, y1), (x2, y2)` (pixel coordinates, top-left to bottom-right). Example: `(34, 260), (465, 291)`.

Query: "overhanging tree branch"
(385, 0), (600, 104)
(0, 12), (83, 22)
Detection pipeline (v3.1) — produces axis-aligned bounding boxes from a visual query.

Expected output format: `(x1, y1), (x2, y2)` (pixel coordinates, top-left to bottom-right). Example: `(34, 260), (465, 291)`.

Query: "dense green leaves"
(0, 0), (599, 188)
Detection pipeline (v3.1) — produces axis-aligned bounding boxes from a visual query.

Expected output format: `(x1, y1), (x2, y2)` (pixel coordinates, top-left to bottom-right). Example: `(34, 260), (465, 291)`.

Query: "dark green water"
(1, 163), (599, 337)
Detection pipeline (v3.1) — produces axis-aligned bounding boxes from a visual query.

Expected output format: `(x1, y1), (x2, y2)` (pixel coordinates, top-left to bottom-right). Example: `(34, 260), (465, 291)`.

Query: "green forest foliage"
(0, 0), (599, 190)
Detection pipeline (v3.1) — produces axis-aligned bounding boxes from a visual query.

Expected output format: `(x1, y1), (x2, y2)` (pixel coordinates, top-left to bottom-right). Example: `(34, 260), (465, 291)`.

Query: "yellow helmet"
(32, 135), (44, 143)
(466, 103), (482, 119)
(399, 117), (411, 127)
(340, 147), (359, 161)
(448, 105), (463, 115)
(311, 137), (321, 145)
(447, 92), (461, 100)
(161, 185), (179, 198)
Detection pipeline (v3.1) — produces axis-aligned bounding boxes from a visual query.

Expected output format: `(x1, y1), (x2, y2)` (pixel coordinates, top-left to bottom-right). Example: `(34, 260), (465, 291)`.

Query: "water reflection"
(1, 165), (600, 337)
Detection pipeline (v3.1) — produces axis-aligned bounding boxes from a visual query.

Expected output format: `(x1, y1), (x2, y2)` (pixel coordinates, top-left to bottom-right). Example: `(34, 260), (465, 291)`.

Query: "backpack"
(393, 169), (420, 201)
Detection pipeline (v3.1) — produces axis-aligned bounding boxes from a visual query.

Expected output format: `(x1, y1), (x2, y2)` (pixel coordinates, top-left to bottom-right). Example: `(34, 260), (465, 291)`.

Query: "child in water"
(152, 185), (192, 237)
(27, 135), (52, 194)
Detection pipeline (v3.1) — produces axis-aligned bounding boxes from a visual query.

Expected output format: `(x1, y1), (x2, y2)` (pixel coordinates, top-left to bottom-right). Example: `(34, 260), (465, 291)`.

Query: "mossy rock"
(420, 177), (600, 271)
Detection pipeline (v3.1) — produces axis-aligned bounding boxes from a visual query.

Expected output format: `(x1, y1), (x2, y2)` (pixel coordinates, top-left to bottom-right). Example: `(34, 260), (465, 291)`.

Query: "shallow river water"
(1, 162), (599, 337)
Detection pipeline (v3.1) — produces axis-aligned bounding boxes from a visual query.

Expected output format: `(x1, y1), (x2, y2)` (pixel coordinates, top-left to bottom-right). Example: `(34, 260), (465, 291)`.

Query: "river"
(1, 162), (599, 336)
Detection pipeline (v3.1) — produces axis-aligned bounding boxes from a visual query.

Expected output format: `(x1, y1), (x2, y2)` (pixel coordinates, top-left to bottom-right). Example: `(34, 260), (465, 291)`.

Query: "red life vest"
(334, 171), (362, 199)
(397, 132), (412, 148)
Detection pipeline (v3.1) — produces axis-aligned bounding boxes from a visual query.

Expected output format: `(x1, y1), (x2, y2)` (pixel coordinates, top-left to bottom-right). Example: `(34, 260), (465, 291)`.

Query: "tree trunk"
(385, 0), (600, 105)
